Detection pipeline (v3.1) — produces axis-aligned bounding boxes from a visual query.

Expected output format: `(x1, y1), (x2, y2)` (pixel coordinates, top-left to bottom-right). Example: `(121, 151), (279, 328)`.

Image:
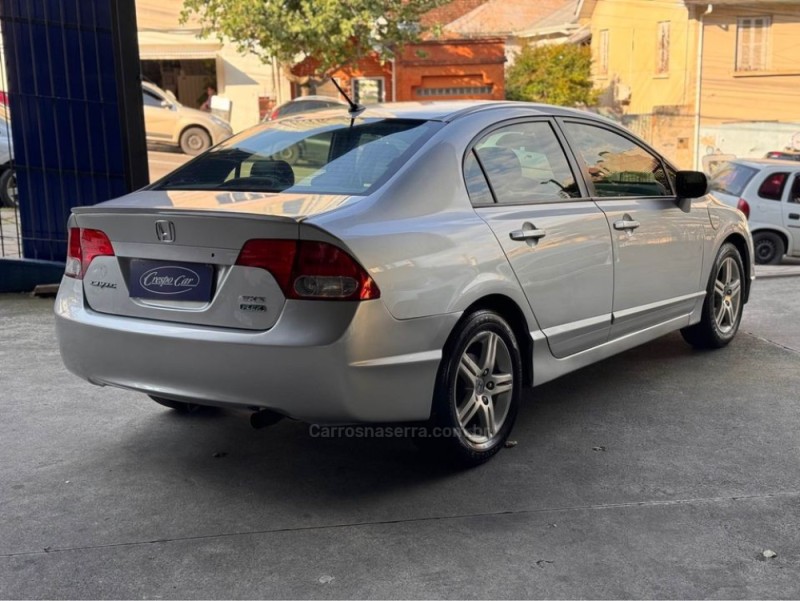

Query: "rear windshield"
(709, 162), (758, 197)
(157, 117), (441, 196)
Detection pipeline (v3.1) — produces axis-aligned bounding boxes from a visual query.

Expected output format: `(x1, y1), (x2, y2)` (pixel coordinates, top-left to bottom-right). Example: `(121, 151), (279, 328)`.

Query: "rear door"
(560, 119), (706, 339)
(468, 119), (614, 358)
(783, 172), (800, 255)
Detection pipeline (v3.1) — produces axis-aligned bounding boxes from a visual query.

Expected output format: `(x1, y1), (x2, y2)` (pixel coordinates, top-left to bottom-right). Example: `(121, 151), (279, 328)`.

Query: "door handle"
(613, 219), (641, 231)
(510, 228), (547, 241)
(789, 213), (800, 220)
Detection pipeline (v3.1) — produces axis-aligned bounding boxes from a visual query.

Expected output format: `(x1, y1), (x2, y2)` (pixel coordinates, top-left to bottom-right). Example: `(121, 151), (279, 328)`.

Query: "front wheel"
(681, 242), (745, 349)
(420, 310), (522, 466)
(179, 127), (211, 156)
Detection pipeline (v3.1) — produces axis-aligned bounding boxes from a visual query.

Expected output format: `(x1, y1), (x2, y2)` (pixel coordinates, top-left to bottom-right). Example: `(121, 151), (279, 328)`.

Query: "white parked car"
(709, 159), (800, 264)
(55, 102), (754, 466)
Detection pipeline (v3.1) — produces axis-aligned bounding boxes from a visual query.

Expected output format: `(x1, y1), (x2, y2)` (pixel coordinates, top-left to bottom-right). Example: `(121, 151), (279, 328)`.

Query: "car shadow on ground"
(88, 332), (719, 507)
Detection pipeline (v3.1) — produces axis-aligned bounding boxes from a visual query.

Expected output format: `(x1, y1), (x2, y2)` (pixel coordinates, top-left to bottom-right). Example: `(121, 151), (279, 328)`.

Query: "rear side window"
(463, 150), (494, 205)
(791, 175), (800, 204)
(471, 121), (580, 204)
(563, 121), (671, 197)
(158, 118), (440, 196)
(758, 172), (788, 200)
(710, 162), (758, 196)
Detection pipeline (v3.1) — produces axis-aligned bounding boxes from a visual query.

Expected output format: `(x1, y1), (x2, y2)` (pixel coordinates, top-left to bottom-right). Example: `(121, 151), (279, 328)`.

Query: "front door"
(560, 120), (706, 339)
(467, 120), (614, 358)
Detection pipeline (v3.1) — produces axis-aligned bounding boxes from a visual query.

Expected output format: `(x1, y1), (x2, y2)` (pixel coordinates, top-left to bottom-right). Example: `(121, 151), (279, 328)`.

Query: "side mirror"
(675, 170), (708, 198)
(160, 100), (173, 109)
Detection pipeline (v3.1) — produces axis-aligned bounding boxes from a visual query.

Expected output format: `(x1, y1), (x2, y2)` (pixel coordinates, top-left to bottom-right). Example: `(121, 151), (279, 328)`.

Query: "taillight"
(235, 239), (379, 301)
(737, 198), (750, 219)
(64, 227), (115, 279)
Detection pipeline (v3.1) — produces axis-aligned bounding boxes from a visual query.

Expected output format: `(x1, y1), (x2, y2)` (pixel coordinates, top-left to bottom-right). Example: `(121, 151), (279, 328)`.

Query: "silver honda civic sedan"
(55, 102), (754, 465)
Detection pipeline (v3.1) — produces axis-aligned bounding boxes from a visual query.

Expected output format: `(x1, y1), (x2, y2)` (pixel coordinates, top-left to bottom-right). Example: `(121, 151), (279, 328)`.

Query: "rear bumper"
(55, 277), (460, 423)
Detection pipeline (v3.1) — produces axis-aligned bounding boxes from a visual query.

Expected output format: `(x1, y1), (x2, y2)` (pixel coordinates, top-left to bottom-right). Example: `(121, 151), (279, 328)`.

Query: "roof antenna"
(330, 76), (365, 118)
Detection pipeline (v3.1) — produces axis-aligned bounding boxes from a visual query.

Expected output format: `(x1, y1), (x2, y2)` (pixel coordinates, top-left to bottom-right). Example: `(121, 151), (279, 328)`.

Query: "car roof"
(288, 95), (346, 104)
(728, 158), (800, 169)
(281, 100), (610, 123)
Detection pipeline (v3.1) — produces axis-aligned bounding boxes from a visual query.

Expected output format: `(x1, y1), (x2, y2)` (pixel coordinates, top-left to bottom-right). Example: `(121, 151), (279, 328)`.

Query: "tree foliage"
(505, 43), (598, 107)
(181, 0), (444, 85)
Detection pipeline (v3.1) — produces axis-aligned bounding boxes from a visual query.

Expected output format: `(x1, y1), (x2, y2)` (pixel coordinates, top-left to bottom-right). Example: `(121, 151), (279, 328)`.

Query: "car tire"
(149, 395), (205, 414)
(681, 242), (745, 349)
(179, 127), (211, 156)
(752, 231), (785, 265)
(0, 168), (18, 208)
(420, 310), (522, 467)
(276, 145), (300, 165)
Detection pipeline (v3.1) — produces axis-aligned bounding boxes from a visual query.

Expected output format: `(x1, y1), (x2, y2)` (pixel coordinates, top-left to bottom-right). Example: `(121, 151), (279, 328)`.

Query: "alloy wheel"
(455, 330), (514, 445)
(713, 256), (742, 334)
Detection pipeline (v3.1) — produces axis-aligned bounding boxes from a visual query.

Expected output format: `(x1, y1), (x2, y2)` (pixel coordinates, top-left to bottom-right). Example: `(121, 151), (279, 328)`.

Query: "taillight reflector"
(65, 227), (115, 279)
(235, 239), (379, 301)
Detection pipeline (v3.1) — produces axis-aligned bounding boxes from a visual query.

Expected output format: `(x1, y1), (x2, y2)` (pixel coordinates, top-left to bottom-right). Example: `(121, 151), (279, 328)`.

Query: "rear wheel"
(149, 395), (205, 414)
(752, 231), (785, 265)
(420, 310), (522, 467)
(179, 127), (211, 156)
(681, 242), (745, 349)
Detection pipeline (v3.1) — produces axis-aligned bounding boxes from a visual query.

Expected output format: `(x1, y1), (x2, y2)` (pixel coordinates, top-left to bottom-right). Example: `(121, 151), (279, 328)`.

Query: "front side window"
(758, 172), (788, 200)
(143, 90), (163, 107)
(158, 118), (440, 195)
(737, 16), (771, 71)
(563, 121), (671, 197)
(471, 121), (581, 204)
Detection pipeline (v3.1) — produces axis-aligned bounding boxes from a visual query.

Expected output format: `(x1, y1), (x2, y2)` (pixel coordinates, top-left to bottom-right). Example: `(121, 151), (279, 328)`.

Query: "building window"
(351, 77), (385, 104)
(656, 21), (670, 74)
(736, 16), (771, 71)
(598, 29), (609, 76)
(416, 86), (492, 97)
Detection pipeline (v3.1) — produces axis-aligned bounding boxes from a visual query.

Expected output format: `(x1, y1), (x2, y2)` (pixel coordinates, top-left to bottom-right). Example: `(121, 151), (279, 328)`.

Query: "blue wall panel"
(0, 0), (148, 261)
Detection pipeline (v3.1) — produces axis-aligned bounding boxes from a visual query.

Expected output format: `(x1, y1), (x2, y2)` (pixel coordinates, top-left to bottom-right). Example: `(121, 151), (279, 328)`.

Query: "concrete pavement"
(1, 277), (799, 598)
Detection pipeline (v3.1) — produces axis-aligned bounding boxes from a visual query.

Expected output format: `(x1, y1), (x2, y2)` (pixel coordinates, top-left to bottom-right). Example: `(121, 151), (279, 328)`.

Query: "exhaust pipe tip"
(250, 409), (284, 429)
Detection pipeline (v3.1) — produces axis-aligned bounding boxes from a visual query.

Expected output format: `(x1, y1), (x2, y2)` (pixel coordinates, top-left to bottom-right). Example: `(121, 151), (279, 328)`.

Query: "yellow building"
(581, 0), (800, 168)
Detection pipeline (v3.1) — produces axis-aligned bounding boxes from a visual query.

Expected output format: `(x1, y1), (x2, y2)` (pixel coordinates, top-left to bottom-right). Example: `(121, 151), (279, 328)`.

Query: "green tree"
(506, 43), (598, 107)
(181, 0), (444, 91)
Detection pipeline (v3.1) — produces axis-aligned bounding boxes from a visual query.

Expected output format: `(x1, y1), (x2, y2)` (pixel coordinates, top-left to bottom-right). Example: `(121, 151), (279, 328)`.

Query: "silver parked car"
(709, 158), (800, 264)
(55, 102), (754, 465)
(142, 81), (233, 155)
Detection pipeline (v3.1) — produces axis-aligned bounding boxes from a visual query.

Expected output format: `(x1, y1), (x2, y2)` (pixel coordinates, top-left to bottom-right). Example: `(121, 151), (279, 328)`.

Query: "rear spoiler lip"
(70, 206), (306, 223)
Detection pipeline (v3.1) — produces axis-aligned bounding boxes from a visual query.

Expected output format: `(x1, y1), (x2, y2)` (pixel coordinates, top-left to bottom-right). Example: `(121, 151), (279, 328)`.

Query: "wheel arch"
(723, 232), (753, 303)
(451, 294), (534, 388)
(178, 123), (212, 145)
(751, 226), (789, 253)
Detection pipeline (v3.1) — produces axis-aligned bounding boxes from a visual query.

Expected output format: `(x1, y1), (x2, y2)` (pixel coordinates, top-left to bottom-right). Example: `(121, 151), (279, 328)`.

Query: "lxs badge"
(239, 295), (267, 312)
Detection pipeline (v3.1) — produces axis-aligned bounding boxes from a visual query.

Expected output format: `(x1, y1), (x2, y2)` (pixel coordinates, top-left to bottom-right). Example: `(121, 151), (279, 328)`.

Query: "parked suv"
(709, 159), (800, 264)
(142, 82), (233, 155)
